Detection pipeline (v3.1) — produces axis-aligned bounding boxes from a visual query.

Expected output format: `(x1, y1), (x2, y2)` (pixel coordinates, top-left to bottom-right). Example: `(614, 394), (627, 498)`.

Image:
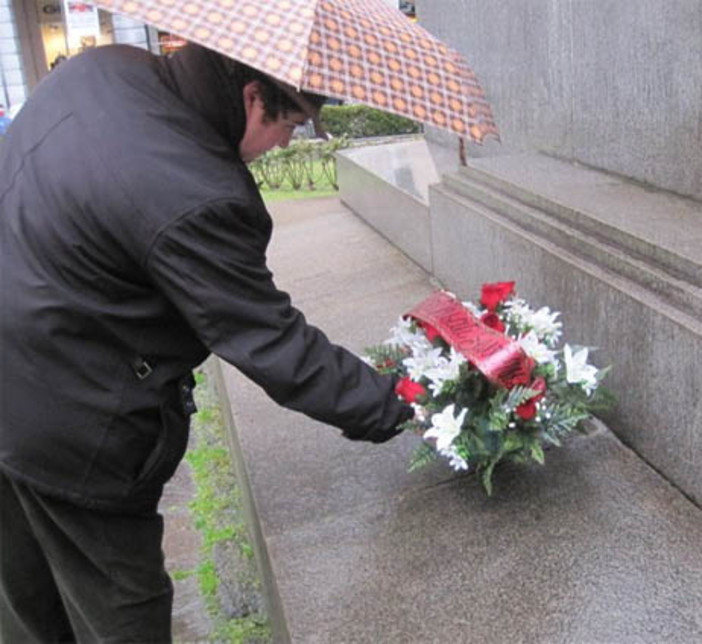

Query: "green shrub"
(320, 104), (421, 139)
(249, 136), (350, 192)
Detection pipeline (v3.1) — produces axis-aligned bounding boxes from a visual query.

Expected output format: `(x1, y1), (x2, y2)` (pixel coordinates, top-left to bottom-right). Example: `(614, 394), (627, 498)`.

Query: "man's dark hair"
(254, 70), (327, 121)
(225, 59), (326, 121)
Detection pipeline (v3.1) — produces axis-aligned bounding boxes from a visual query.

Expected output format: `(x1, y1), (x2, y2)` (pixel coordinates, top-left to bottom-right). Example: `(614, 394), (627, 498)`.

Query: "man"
(0, 43), (412, 642)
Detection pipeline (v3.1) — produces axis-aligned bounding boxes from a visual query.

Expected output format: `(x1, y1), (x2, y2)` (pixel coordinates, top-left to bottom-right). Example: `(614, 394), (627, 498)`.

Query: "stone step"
(457, 154), (702, 286)
(442, 161), (702, 326)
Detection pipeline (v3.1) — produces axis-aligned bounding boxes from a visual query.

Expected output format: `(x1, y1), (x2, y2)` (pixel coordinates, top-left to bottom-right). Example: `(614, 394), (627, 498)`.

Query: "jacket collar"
(160, 44), (247, 151)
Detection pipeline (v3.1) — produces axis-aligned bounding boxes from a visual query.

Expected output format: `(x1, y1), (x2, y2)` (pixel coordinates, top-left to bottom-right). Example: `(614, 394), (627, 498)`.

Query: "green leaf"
(505, 385), (541, 411)
(481, 468), (494, 496)
(541, 432), (562, 447)
(480, 449), (505, 496)
(363, 343), (407, 375)
(487, 409), (508, 432)
(408, 443), (438, 472)
(530, 442), (545, 465)
(587, 385), (617, 412)
(503, 432), (524, 453)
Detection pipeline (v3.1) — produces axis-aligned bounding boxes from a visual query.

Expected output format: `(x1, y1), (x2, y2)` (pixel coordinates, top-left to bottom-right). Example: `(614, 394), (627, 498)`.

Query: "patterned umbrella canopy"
(93, 0), (498, 142)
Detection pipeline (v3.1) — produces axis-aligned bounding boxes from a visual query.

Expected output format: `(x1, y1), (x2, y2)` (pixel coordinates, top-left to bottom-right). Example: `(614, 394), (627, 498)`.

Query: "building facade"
(1, 0), (27, 111)
(0, 0), (167, 114)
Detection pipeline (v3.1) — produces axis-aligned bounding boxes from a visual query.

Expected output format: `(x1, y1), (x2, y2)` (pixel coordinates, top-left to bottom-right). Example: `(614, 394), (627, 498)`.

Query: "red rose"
(420, 322), (442, 343)
(480, 281), (516, 311)
(529, 377), (547, 402)
(515, 377), (547, 420)
(480, 311), (506, 333)
(515, 399), (537, 420)
(395, 377), (427, 404)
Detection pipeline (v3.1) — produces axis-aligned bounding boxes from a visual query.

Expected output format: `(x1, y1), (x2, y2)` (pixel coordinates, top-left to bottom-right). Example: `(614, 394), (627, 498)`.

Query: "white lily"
(528, 306), (563, 343)
(385, 317), (428, 350)
(403, 346), (444, 381)
(518, 330), (558, 366)
(424, 348), (466, 394)
(504, 298), (531, 321)
(424, 404), (467, 451)
(438, 445), (469, 471)
(505, 299), (562, 344)
(563, 344), (599, 395)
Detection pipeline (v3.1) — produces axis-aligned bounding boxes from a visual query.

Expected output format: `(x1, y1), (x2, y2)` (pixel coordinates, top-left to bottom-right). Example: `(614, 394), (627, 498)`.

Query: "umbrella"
(93, 0), (498, 143)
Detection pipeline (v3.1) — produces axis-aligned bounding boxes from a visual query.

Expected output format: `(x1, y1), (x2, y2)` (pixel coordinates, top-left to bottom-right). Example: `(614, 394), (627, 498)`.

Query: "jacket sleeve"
(145, 199), (413, 443)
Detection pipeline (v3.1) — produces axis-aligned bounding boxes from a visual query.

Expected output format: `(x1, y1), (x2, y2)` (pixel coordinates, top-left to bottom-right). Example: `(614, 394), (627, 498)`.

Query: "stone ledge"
(336, 138), (460, 274)
(455, 153), (701, 303)
(443, 170), (702, 327)
(458, 156), (702, 282)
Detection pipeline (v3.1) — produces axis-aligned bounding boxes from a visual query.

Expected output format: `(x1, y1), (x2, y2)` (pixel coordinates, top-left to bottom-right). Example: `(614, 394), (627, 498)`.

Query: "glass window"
(37, 0), (115, 69)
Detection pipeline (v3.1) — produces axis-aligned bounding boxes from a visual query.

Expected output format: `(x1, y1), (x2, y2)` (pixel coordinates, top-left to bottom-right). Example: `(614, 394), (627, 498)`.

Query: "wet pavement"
(217, 196), (702, 643)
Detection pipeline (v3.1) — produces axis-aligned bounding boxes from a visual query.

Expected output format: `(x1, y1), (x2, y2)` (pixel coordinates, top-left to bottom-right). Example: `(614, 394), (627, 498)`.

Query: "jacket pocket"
(131, 386), (191, 492)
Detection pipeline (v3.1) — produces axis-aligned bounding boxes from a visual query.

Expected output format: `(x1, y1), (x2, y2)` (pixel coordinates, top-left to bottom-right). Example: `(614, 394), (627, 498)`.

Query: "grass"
(260, 186), (338, 203)
(183, 367), (271, 643)
(254, 157), (339, 204)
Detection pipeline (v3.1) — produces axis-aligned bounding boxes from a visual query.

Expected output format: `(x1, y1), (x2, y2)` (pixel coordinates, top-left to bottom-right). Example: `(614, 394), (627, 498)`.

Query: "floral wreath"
(365, 282), (612, 494)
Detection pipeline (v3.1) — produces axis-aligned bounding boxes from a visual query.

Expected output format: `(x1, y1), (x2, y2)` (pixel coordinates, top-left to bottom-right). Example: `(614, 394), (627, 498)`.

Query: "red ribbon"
(405, 291), (533, 389)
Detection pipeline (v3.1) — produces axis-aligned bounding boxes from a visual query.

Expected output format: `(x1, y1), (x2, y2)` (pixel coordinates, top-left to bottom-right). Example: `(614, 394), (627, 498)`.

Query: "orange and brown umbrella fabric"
(93, 0), (498, 143)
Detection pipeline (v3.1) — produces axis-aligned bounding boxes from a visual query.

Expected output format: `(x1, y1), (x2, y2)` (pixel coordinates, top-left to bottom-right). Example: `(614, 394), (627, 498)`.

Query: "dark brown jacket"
(0, 45), (410, 511)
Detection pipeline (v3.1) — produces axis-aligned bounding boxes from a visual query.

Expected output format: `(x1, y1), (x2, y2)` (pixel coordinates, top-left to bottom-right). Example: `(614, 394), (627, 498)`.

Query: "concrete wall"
(337, 139), (444, 273)
(420, 0), (702, 201)
(337, 138), (465, 275)
(430, 156), (702, 503)
(0, 0), (27, 109)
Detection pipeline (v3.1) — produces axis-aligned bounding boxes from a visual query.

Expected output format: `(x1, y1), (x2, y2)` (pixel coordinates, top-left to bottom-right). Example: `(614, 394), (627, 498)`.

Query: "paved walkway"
(162, 196), (702, 643)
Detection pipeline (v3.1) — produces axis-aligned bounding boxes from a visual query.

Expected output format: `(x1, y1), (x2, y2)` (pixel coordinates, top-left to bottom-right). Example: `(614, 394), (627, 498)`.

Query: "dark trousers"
(0, 471), (173, 643)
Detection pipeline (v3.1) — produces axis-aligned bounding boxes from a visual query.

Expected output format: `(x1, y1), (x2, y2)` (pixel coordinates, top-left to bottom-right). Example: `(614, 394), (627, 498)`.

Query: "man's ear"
(242, 81), (261, 115)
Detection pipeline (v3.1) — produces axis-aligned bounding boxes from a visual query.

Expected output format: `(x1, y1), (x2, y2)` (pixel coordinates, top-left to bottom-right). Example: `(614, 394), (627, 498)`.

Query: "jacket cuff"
(344, 403), (415, 444)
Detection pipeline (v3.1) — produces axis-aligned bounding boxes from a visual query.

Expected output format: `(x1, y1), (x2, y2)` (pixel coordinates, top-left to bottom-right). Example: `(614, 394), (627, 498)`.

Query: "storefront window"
(157, 31), (187, 55)
(37, 0), (115, 70)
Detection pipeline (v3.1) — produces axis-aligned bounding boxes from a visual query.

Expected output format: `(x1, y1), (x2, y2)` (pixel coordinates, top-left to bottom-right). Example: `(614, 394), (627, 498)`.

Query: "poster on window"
(62, 0), (100, 48)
